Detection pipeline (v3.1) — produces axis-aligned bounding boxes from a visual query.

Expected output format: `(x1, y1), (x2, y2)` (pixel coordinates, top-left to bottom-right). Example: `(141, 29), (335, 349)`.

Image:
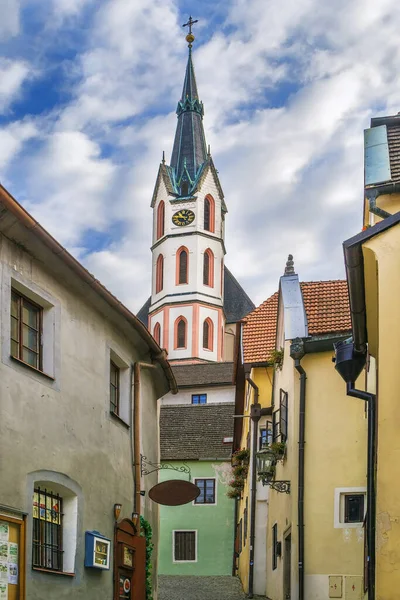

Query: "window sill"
(110, 411), (130, 429)
(32, 567), (75, 577)
(10, 356), (55, 381)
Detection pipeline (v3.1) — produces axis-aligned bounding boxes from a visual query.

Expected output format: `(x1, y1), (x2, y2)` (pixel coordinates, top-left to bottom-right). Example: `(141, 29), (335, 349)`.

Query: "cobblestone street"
(158, 575), (248, 600)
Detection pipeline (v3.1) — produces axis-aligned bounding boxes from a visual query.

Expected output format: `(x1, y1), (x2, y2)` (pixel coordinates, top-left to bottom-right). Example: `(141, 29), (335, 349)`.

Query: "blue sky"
(1, 0), (400, 311)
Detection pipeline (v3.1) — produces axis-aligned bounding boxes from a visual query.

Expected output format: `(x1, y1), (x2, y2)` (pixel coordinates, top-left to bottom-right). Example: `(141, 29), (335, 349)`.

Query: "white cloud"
(0, 59), (30, 113)
(0, 120), (37, 171)
(0, 0), (20, 39)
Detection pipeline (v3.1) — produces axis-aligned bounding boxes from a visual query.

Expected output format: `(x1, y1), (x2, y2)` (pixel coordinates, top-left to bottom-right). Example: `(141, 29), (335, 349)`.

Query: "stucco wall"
(0, 234), (163, 599)
(158, 461), (234, 576)
(160, 386), (235, 406)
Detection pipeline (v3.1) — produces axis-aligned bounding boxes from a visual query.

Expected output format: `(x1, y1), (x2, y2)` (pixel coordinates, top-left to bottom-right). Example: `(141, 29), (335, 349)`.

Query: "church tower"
(148, 22), (227, 363)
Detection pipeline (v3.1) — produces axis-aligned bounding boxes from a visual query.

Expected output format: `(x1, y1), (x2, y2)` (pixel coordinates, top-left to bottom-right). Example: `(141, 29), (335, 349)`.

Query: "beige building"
(234, 258), (368, 599)
(0, 184), (177, 600)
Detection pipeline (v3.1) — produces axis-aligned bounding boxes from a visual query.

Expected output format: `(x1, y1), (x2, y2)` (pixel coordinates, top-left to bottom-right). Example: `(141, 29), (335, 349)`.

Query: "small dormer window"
(181, 181), (189, 196)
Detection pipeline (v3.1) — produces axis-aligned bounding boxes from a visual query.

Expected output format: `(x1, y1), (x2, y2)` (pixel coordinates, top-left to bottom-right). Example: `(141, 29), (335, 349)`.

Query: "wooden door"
(114, 519), (146, 600)
(0, 515), (26, 600)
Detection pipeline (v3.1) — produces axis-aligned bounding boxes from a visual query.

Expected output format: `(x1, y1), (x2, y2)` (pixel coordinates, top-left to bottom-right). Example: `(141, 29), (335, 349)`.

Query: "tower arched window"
(175, 317), (187, 349)
(204, 196), (215, 232)
(157, 201), (165, 240)
(156, 254), (164, 294)
(176, 247), (189, 284)
(203, 318), (214, 351)
(203, 249), (214, 287)
(153, 322), (161, 346)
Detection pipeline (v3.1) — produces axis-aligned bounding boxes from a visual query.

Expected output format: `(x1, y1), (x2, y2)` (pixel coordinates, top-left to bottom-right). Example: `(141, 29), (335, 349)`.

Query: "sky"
(1, 0), (400, 312)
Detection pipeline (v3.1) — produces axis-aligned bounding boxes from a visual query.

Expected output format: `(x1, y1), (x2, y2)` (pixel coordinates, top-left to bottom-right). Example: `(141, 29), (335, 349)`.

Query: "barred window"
(280, 389), (288, 442)
(33, 487), (63, 571)
(11, 290), (42, 370)
(174, 531), (196, 561)
(194, 479), (216, 504)
(110, 361), (120, 415)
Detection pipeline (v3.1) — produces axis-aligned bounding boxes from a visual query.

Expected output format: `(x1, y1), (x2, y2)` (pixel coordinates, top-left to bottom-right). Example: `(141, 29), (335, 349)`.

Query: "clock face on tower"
(172, 209), (195, 227)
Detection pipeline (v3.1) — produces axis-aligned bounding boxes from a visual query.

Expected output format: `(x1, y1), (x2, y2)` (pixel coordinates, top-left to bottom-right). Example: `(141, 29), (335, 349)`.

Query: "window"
(244, 497), (248, 545)
(157, 201), (165, 239)
(259, 422), (273, 449)
(173, 531), (196, 562)
(110, 361), (120, 415)
(203, 318), (213, 350)
(344, 494), (365, 523)
(238, 519), (243, 554)
(194, 479), (216, 504)
(273, 390), (288, 442)
(272, 523), (278, 570)
(11, 290), (42, 370)
(192, 394), (207, 405)
(204, 195), (215, 232)
(203, 249), (214, 287)
(33, 487), (63, 571)
(156, 254), (164, 294)
(177, 247), (188, 284)
(175, 318), (187, 349)
(180, 180), (189, 196)
(153, 322), (161, 346)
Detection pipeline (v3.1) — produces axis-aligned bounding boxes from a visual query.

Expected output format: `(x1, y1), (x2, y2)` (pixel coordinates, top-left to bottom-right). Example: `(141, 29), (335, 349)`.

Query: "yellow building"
(337, 112), (400, 599)
(234, 257), (368, 599)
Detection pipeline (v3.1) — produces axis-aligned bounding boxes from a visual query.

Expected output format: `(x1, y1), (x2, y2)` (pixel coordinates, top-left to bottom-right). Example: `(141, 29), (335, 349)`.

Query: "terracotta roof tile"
(243, 281), (351, 364)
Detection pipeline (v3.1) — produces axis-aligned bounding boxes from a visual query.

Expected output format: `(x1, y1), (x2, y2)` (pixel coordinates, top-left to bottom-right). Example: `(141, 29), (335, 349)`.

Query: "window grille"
(179, 250), (188, 284)
(177, 319), (186, 348)
(110, 361), (120, 415)
(344, 494), (364, 523)
(280, 389), (288, 441)
(272, 523), (278, 570)
(11, 290), (42, 370)
(192, 394), (207, 405)
(194, 479), (215, 504)
(204, 198), (210, 231)
(174, 531), (196, 561)
(33, 487), (63, 571)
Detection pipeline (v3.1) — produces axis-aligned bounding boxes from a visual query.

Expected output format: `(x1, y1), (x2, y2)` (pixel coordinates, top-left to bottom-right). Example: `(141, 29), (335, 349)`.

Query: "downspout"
(133, 362), (157, 517)
(245, 369), (260, 599)
(346, 382), (376, 600)
(290, 339), (306, 600)
(366, 189), (392, 220)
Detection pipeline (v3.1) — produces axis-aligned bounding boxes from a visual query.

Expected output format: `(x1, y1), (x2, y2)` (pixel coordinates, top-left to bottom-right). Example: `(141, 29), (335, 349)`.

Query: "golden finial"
(183, 16), (198, 48)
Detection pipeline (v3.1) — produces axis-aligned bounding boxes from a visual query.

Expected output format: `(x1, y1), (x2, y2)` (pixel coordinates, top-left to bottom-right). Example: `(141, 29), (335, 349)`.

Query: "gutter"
(244, 368), (260, 599)
(290, 339), (306, 600)
(0, 184), (177, 395)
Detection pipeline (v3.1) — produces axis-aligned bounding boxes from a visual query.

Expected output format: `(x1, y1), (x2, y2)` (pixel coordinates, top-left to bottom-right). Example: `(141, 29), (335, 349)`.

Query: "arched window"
(203, 318), (214, 350)
(203, 249), (214, 287)
(204, 196), (215, 232)
(156, 254), (164, 293)
(157, 201), (165, 240)
(175, 317), (187, 349)
(176, 247), (189, 284)
(153, 322), (161, 345)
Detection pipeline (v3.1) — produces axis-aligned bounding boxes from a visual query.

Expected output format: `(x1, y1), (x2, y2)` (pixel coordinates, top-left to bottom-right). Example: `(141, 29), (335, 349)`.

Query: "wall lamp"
(256, 445), (291, 494)
(113, 503), (122, 522)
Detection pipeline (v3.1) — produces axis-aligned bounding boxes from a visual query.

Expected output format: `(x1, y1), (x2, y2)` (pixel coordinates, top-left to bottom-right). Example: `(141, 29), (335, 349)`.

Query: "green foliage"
(270, 441), (286, 456)
(226, 488), (241, 499)
(270, 348), (284, 369)
(232, 448), (250, 464)
(140, 516), (154, 600)
(233, 464), (248, 478)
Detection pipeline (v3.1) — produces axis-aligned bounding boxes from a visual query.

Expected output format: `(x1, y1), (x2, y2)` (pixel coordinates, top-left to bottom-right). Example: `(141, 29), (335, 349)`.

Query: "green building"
(158, 364), (236, 576)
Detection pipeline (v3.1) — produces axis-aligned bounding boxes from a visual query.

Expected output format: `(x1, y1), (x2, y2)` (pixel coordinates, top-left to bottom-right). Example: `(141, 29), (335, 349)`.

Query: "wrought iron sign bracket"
(259, 477), (291, 494)
(140, 455), (191, 481)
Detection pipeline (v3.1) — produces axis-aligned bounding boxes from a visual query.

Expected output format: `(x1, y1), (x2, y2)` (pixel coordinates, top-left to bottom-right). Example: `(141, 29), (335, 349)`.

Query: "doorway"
(283, 530), (291, 599)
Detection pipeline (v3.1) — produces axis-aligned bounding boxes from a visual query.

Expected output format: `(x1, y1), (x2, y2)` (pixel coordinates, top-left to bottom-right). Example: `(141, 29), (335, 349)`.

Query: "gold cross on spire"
(182, 15), (198, 48)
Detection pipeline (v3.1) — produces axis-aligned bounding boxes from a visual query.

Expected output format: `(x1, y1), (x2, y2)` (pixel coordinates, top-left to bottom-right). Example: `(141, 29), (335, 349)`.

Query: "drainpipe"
(290, 339), (306, 600)
(133, 362), (157, 517)
(366, 189), (392, 220)
(346, 383), (376, 600)
(245, 368), (261, 599)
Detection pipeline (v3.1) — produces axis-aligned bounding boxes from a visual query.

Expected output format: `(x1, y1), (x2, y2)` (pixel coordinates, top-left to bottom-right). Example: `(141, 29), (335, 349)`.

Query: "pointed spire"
(162, 150), (165, 164)
(284, 254), (296, 276)
(170, 17), (207, 194)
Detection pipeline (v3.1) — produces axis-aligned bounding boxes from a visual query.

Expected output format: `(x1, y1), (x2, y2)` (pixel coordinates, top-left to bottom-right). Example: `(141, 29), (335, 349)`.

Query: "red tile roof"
(243, 281), (351, 364)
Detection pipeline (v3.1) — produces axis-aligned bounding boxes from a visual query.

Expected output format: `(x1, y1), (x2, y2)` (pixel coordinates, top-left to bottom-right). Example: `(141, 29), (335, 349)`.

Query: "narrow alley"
(158, 576), (250, 600)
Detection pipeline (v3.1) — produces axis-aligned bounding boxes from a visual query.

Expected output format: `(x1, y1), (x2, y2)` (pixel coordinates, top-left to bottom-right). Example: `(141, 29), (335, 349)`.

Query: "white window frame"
(334, 487), (367, 528)
(107, 345), (130, 426)
(1, 266), (61, 388)
(172, 530), (197, 563)
(193, 477), (217, 506)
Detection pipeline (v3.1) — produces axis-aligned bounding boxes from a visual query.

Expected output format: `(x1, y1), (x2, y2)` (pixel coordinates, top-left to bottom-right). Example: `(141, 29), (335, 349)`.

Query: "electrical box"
(344, 576), (362, 599)
(84, 530), (111, 569)
(329, 575), (343, 598)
